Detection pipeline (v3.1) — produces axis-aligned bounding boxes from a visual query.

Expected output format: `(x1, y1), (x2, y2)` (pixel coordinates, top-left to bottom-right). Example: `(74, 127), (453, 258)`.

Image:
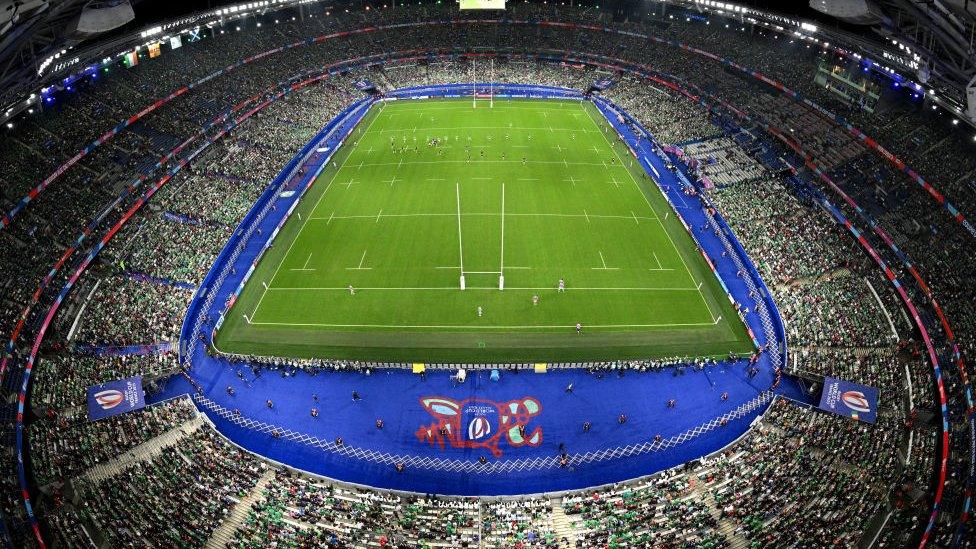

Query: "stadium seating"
(1, 3), (972, 547)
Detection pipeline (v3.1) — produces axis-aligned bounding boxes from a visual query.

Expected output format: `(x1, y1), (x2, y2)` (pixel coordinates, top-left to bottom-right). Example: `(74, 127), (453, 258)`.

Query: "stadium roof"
(1, 0), (974, 122)
(0, 0), (248, 110)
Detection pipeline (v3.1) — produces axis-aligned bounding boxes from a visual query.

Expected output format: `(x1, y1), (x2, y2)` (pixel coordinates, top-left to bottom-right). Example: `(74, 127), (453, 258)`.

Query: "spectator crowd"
(0, 3), (970, 547)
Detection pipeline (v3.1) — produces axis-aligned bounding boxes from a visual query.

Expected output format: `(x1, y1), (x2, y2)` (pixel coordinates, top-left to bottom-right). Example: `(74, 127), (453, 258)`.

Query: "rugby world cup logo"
(468, 416), (491, 440)
(93, 389), (125, 411)
(841, 390), (871, 414)
(416, 396), (542, 458)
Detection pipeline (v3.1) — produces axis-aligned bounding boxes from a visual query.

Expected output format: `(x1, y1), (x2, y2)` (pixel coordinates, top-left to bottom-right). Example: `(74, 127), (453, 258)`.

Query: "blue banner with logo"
(354, 80), (377, 93)
(74, 341), (175, 357)
(818, 377), (879, 424)
(87, 376), (146, 421)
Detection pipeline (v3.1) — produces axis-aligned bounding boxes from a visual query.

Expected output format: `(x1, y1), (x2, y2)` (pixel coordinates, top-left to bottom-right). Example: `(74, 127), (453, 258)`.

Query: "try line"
(265, 286), (704, 291)
(247, 320), (722, 329)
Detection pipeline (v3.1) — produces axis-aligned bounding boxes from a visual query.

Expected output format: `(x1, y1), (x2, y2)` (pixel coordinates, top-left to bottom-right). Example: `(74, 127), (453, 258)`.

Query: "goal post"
(460, 274), (466, 291)
(498, 274), (504, 290)
(490, 58), (494, 109)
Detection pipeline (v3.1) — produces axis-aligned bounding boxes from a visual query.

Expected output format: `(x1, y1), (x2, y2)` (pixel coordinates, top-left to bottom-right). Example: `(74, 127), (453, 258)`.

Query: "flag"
(87, 376), (146, 421)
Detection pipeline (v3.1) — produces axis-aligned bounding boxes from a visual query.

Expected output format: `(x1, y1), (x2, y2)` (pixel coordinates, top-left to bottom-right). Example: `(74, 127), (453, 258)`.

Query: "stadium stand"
(0, 2), (972, 547)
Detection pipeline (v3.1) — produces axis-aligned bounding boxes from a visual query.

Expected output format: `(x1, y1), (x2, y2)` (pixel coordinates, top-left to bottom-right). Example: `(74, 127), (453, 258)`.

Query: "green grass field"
(214, 98), (753, 362)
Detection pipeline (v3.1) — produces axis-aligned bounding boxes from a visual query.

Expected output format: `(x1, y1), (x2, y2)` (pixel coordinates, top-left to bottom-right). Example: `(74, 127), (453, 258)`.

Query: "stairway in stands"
(549, 498), (577, 548)
(206, 466), (276, 548)
(694, 475), (750, 549)
(79, 413), (204, 483)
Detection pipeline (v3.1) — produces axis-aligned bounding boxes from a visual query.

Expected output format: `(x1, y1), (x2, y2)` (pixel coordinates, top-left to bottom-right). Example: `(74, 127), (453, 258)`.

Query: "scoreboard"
(460, 0), (506, 9)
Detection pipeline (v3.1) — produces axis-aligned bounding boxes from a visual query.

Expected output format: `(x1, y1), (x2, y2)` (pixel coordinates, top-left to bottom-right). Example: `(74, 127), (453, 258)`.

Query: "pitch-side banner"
(818, 377), (879, 424)
(87, 376), (146, 421)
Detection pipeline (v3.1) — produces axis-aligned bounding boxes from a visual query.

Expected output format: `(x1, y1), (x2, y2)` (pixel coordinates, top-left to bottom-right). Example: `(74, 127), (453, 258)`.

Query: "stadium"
(0, 0), (973, 547)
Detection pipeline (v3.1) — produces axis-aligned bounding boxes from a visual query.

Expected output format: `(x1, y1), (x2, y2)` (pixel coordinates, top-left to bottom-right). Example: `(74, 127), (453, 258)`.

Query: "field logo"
(93, 390), (125, 410)
(416, 396), (542, 458)
(468, 416), (491, 440)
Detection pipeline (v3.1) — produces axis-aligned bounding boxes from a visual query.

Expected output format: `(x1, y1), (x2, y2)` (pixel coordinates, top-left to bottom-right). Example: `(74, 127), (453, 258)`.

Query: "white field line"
(251, 285), (269, 320)
(651, 251), (664, 270)
(500, 182), (505, 276)
(339, 159), (614, 168)
(308, 212), (657, 221)
(266, 286), (703, 291)
(580, 101), (715, 322)
(345, 249), (371, 271)
(456, 181), (464, 277)
(376, 126), (599, 133)
(289, 253), (315, 272)
(249, 320), (719, 329)
(382, 105), (582, 112)
(592, 251), (620, 271)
